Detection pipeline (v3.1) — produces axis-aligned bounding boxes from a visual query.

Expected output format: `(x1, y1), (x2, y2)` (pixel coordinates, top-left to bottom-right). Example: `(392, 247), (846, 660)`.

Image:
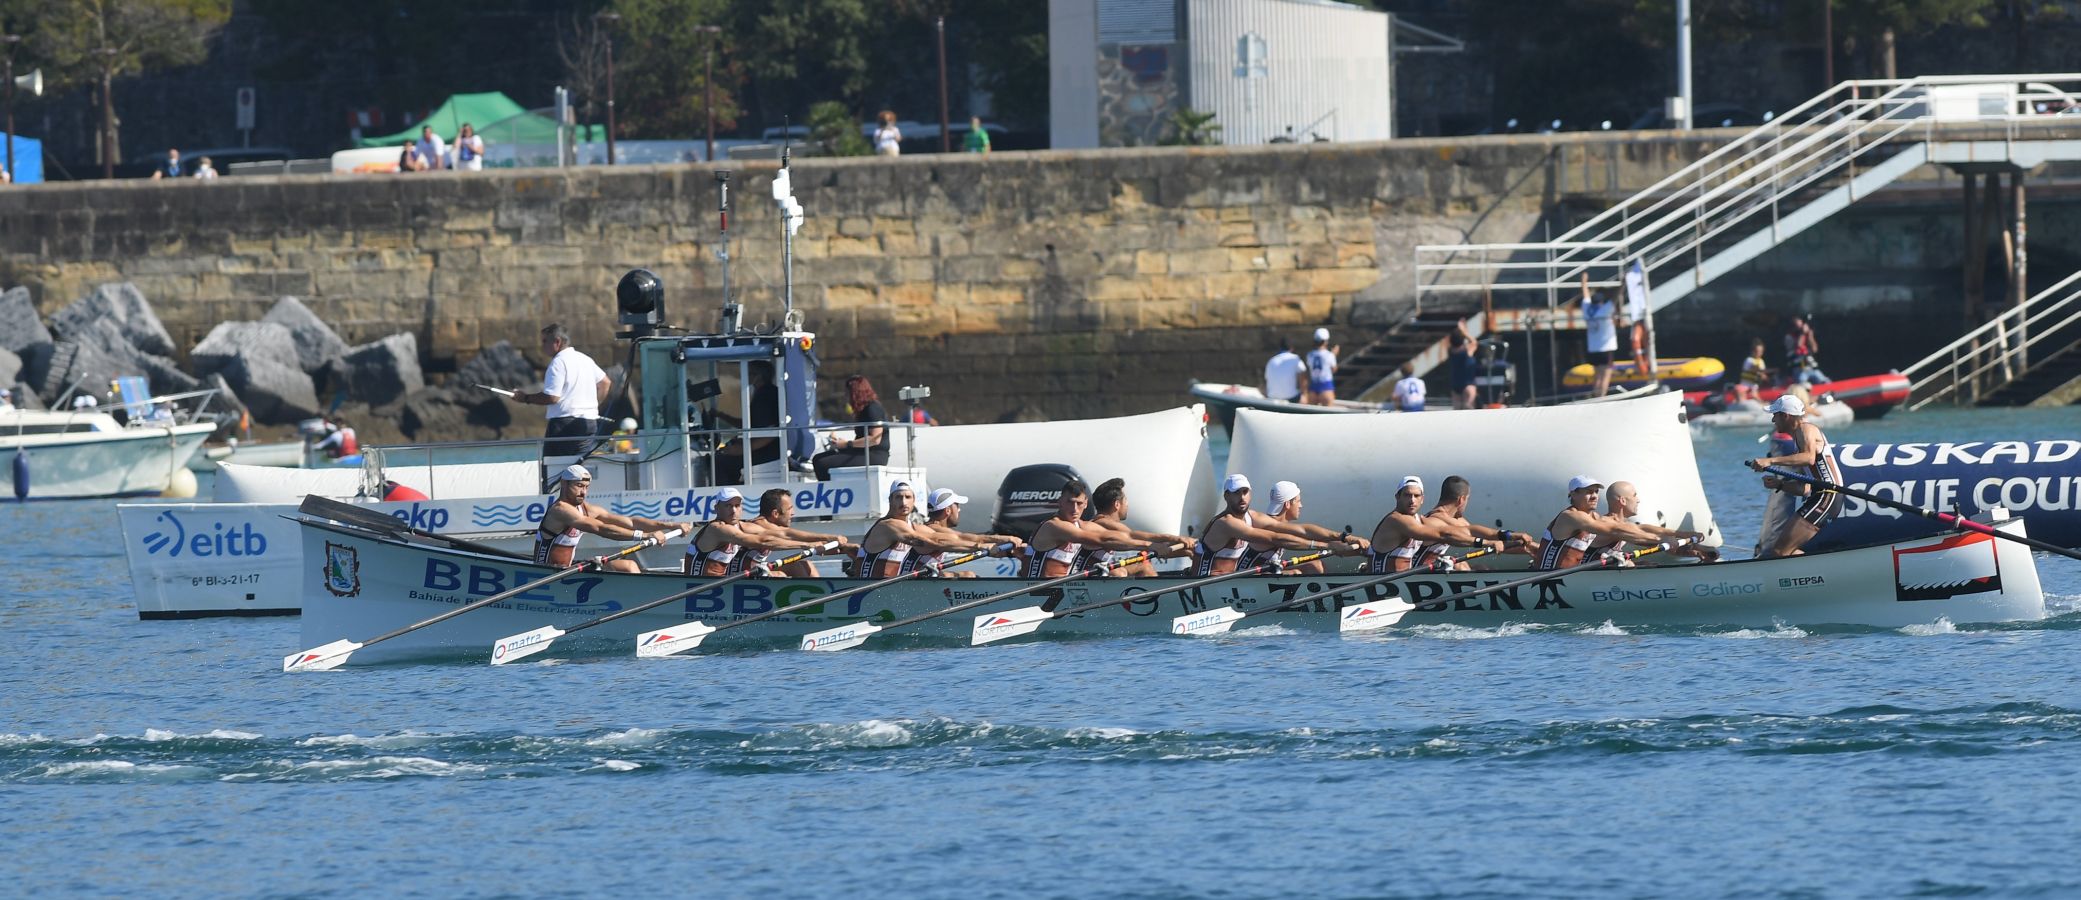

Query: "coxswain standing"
(1745, 395), (1842, 558)
(1419, 475), (1535, 571)
(1594, 481), (1715, 564)
(1367, 476), (1502, 573)
(685, 487), (830, 577)
(1262, 480), (1370, 575)
(855, 482), (997, 577)
(1088, 478), (1195, 577)
(917, 488), (1025, 578)
(1534, 475), (1669, 570)
(739, 488), (859, 577)
(535, 465), (692, 573)
(1194, 474), (1346, 576)
(1024, 480), (1179, 577)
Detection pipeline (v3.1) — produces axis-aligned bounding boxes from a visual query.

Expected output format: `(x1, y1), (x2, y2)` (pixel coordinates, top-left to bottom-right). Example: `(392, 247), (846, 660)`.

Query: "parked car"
(1628, 104), (1769, 131)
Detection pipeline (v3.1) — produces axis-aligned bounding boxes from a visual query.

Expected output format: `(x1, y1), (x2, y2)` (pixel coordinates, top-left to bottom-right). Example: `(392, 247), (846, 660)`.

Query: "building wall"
(1049, 0), (1105, 149)
(1187, 0), (1393, 144)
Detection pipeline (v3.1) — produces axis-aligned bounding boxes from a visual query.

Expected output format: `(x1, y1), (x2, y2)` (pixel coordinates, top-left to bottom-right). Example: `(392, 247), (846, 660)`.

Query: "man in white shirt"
(1391, 364), (1426, 412)
(1262, 340), (1303, 402)
(1580, 273), (1619, 397)
(513, 323), (611, 457)
(416, 125), (448, 172)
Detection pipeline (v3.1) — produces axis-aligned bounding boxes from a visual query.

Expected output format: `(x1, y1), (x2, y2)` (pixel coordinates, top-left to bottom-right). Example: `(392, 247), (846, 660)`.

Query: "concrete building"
(1049, 0), (1394, 149)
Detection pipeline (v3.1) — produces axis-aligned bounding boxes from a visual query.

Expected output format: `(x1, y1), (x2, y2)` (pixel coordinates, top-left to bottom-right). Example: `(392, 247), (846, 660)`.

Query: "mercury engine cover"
(990, 463), (1088, 540)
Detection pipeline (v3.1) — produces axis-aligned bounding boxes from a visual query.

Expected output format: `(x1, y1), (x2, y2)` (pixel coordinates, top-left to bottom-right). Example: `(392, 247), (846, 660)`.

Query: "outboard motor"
(989, 463), (1088, 540)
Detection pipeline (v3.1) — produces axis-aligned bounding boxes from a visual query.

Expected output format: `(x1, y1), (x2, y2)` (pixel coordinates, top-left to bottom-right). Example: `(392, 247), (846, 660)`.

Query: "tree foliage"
(1159, 109), (1221, 146)
(601, 0), (740, 140)
(26, 0), (228, 88)
(807, 99), (868, 156)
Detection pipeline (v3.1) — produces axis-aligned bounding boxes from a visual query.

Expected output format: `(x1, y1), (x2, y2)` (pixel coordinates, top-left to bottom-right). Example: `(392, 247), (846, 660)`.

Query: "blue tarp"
(4, 134), (39, 184)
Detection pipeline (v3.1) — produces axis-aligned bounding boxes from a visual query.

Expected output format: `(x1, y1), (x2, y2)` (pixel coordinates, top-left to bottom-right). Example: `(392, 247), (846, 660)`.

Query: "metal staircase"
(1401, 74), (2081, 381)
(1901, 269), (2081, 409)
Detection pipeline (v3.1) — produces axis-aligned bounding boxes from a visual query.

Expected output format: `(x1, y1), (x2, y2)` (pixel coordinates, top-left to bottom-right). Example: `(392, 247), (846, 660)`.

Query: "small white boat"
(188, 439), (312, 472)
(293, 509), (2045, 665)
(2, 406), (215, 500)
(1690, 397), (1855, 430)
(1188, 381), (1389, 431)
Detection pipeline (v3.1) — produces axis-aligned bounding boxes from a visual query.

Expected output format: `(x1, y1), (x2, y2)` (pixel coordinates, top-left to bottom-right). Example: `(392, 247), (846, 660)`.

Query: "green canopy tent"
(356, 92), (527, 147)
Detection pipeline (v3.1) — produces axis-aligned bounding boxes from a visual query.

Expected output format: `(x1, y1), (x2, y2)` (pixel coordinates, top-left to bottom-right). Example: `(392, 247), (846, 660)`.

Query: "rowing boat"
(295, 510), (2046, 665)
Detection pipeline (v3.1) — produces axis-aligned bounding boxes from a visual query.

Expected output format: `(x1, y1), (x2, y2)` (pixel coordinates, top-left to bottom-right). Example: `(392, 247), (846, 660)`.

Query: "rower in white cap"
(855, 481), (996, 578)
(916, 487), (1024, 578)
(1303, 327), (1339, 407)
(1262, 479), (1370, 575)
(1192, 473), (1351, 576)
(1366, 475), (1501, 574)
(534, 464), (693, 572)
(1088, 478), (1194, 577)
(685, 486), (832, 577)
(1745, 393), (1842, 557)
(1534, 474), (1666, 570)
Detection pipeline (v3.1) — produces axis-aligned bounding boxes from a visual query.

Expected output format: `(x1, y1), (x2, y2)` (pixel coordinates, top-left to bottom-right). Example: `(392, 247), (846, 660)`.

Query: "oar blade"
(1171, 605), (1247, 636)
(282, 639), (362, 673)
(970, 605), (1053, 646)
(489, 626), (566, 665)
(633, 621), (717, 658)
(800, 621), (881, 652)
(1338, 599), (1414, 633)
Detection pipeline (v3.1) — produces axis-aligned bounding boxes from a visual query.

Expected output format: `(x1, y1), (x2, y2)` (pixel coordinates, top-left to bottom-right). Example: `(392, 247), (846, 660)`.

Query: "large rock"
(50, 283), (175, 358)
(0, 286), (52, 355)
(63, 318), (198, 396)
(189, 321), (302, 379)
(221, 353), (319, 424)
(341, 332), (424, 407)
(6, 383), (42, 410)
(261, 296), (349, 374)
(0, 346), (19, 388)
(455, 341), (535, 391)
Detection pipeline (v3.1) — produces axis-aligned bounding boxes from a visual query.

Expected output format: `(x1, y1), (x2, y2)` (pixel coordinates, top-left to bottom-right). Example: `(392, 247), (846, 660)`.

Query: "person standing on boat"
(743, 488), (859, 577)
(536, 465), (692, 574)
(1594, 481), (1715, 563)
(1535, 475), (1667, 571)
(1392, 364), (1426, 412)
(1263, 340), (1304, 403)
(812, 375), (891, 480)
(1088, 478), (1193, 577)
(1367, 476), (1500, 574)
(855, 481), (992, 577)
(1025, 480), (1172, 578)
(1580, 273), (1619, 398)
(916, 488), (1024, 578)
(685, 487), (829, 577)
(1263, 480), (1370, 575)
(1419, 475), (1534, 571)
(1447, 323), (1480, 409)
(1194, 474), (1339, 576)
(1746, 395), (1841, 558)
(313, 419), (358, 460)
(1303, 328), (1339, 406)
(515, 323), (610, 458)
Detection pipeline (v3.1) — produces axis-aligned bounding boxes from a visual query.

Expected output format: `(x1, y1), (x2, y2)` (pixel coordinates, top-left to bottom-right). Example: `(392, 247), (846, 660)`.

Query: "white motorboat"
(188, 439), (313, 472)
(1690, 396), (1855, 431)
(3, 402), (216, 500)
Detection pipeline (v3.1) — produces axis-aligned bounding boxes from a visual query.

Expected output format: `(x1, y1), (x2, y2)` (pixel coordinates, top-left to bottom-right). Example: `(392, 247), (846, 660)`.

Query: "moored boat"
(1561, 356), (1727, 393)
(1684, 372), (1911, 420)
(1187, 380), (1387, 432)
(1690, 396), (1855, 430)
(295, 510), (2046, 666)
(3, 404), (216, 500)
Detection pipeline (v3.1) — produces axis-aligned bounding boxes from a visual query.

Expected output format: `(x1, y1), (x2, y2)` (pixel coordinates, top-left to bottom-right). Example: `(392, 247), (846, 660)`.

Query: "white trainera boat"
(294, 509), (2045, 666)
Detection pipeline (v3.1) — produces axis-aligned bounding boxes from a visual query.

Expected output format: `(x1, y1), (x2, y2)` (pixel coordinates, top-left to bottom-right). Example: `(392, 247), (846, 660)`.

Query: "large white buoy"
(161, 466), (199, 499)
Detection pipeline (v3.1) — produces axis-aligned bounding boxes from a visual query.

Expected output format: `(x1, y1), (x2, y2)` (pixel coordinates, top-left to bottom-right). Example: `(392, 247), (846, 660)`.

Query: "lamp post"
(95, 46), (118, 179)
(935, 16), (950, 152)
(3, 34), (19, 182)
(1821, 0), (1833, 89)
(697, 25), (721, 163)
(594, 12), (620, 166)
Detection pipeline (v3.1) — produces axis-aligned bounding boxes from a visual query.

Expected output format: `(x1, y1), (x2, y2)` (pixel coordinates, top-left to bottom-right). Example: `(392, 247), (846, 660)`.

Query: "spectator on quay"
(398, 141), (428, 172)
(150, 148), (181, 180)
(416, 125), (447, 172)
(1, 167), (11, 184)
(874, 111), (902, 157)
(1392, 363), (1426, 412)
(963, 116), (990, 154)
(194, 157), (218, 179)
(453, 123), (485, 171)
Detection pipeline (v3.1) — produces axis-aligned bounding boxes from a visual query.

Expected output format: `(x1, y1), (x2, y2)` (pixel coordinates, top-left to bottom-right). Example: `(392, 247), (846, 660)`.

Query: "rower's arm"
(1580, 514), (1664, 546)
(597, 509), (692, 536)
(571, 511), (646, 543)
(1231, 522), (1327, 551)
(1753, 423), (1820, 469)
(894, 518), (989, 553)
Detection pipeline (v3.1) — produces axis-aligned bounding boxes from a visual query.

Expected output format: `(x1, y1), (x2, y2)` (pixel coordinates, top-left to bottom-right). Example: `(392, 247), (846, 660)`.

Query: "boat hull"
(1685, 373), (1911, 420)
(1187, 382), (1382, 432)
(296, 516), (2045, 665)
(1690, 398), (1855, 430)
(1, 423), (214, 499)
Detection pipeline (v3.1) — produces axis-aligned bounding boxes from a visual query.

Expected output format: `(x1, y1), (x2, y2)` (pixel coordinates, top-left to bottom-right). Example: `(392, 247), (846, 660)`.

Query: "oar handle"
(882, 553), (1153, 631)
(354, 529), (672, 648)
(1758, 466), (2081, 562)
(708, 550), (993, 635)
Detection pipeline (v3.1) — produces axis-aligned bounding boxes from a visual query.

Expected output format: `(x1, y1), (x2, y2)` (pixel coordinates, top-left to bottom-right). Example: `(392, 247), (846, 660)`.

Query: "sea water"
(2, 407), (2077, 898)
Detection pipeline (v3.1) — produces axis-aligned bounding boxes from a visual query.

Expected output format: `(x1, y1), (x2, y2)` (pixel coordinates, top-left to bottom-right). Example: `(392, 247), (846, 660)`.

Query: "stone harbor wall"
(1, 134), (2070, 428)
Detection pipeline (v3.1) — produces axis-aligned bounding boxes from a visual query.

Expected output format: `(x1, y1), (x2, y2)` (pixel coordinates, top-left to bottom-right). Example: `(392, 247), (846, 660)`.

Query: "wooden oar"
(1335, 539), (1692, 635)
(1756, 465), (2081, 562)
(299, 494), (527, 560)
(1171, 547), (1501, 636)
(631, 550), (992, 657)
(968, 550), (1332, 646)
(488, 545), (832, 664)
(283, 528), (682, 672)
(797, 553), (1152, 652)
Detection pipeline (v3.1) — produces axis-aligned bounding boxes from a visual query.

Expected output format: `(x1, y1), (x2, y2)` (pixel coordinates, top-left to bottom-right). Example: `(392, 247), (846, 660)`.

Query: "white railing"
(1416, 74), (2081, 309)
(1901, 269), (2081, 409)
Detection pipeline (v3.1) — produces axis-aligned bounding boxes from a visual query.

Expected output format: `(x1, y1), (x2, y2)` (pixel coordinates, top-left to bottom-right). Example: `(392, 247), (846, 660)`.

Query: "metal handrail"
(1902, 269), (2081, 409)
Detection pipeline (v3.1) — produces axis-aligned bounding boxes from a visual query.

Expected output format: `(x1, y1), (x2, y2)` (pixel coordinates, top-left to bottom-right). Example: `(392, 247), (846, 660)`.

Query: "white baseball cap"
(927, 487), (969, 512)
(1767, 395), (1807, 417)
(713, 486), (744, 504)
(553, 464), (592, 484)
(889, 480), (913, 497)
(1313, 327), (1331, 342)
(1222, 473), (1250, 493)
(1567, 475), (1603, 493)
(1397, 475), (1423, 495)
(1269, 480), (1300, 507)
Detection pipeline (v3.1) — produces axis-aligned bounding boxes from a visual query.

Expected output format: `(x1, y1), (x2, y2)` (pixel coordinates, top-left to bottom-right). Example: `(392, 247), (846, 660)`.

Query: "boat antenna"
(773, 120), (804, 319)
(716, 169), (737, 334)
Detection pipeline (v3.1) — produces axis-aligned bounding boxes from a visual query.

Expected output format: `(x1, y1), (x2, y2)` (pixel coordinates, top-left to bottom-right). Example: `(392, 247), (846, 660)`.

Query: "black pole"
(3, 35), (15, 182)
(604, 35), (616, 165)
(703, 30), (715, 163)
(936, 16), (950, 153)
(99, 63), (114, 180)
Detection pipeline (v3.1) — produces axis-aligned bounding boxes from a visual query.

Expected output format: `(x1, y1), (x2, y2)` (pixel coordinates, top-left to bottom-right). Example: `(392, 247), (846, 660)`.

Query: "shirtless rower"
(855, 481), (1003, 578)
(534, 464), (693, 573)
(1193, 474), (1350, 576)
(1088, 478), (1194, 577)
(1263, 480), (1370, 575)
(918, 487), (1025, 578)
(1419, 475), (1536, 571)
(1024, 480), (1179, 577)
(1367, 475), (1502, 573)
(739, 488), (859, 577)
(684, 487), (830, 577)
(1595, 481), (1715, 564)
(1745, 395), (1842, 558)
(1535, 475), (1669, 570)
